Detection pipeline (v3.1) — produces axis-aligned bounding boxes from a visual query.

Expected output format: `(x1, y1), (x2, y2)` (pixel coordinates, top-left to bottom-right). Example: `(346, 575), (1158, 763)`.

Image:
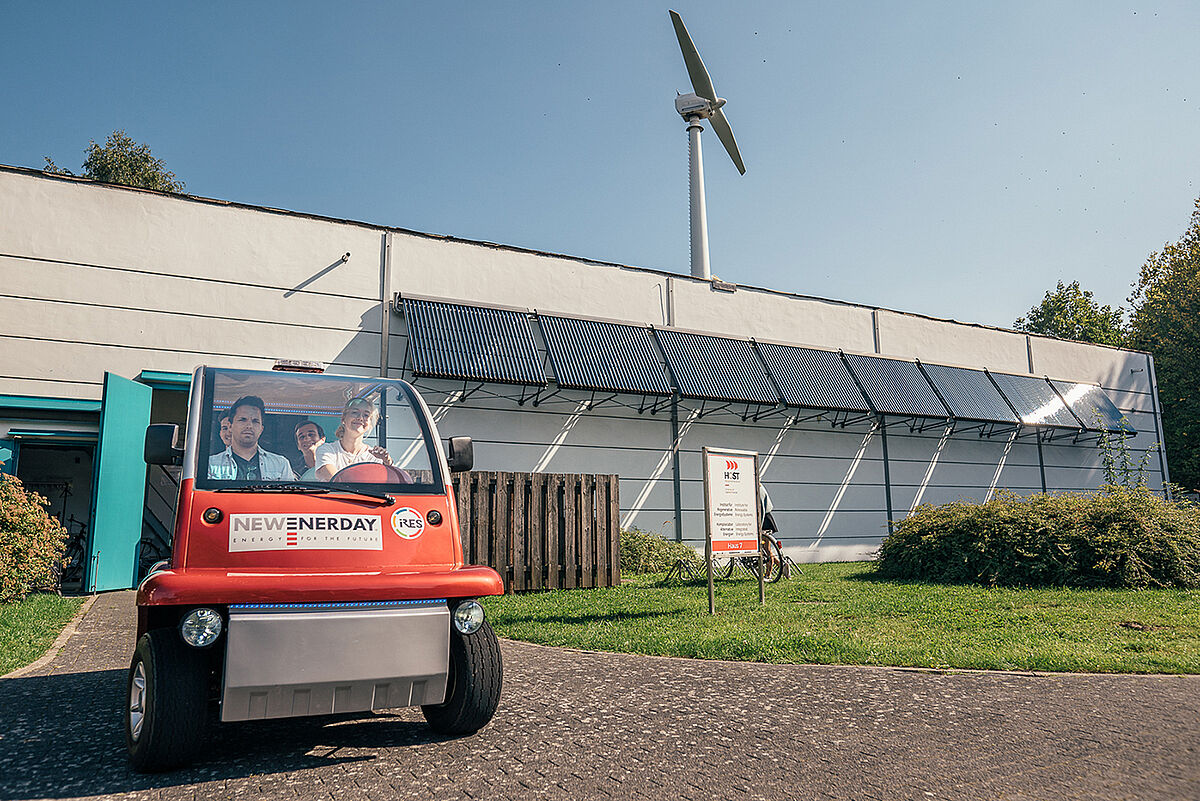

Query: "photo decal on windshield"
(228, 514), (383, 551)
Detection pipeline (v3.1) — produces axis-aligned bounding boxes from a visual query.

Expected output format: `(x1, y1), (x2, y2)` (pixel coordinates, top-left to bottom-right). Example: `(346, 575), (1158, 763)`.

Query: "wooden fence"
(452, 471), (621, 592)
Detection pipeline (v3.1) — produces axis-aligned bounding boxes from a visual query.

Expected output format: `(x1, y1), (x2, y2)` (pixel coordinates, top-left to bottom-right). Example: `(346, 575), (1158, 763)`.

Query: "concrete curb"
(501, 637), (1200, 680)
(2, 594), (98, 679)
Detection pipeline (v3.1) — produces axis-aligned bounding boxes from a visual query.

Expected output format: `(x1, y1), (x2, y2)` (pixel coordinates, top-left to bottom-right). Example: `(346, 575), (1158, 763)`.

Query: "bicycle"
(713, 529), (785, 583)
(61, 515), (88, 585)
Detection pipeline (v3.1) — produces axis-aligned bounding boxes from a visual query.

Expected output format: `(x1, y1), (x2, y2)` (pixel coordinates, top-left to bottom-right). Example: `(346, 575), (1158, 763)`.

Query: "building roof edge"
(0, 163), (1150, 358)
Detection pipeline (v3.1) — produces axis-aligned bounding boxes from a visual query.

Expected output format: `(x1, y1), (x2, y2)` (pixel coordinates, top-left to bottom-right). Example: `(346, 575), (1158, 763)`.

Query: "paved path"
(1, 591), (1197, 801)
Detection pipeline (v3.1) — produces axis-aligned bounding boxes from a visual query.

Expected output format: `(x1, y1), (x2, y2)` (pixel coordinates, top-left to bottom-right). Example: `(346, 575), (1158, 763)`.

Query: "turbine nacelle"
(675, 92), (727, 121)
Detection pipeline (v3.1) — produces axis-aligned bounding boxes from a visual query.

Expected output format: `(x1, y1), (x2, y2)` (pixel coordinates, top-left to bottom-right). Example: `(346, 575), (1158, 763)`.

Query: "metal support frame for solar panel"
(746, 355), (799, 423)
(1049, 379), (1136, 441)
(396, 332), (486, 403)
(397, 294), (547, 406)
(839, 352), (951, 432)
(917, 361), (1021, 438)
(653, 327), (783, 420)
(753, 340), (875, 429)
(984, 370), (1083, 443)
(535, 312), (674, 414)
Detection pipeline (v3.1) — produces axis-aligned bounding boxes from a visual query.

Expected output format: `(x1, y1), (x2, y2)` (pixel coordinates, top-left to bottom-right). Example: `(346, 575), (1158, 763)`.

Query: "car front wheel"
(421, 621), (502, 735)
(125, 628), (209, 772)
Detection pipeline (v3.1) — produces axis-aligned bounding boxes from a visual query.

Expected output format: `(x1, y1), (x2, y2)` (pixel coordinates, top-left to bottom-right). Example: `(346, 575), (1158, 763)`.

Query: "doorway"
(14, 443), (96, 591)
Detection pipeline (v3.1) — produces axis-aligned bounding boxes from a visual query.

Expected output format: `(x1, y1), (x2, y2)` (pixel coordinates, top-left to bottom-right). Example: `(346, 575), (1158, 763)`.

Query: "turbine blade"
(710, 109), (746, 175)
(669, 10), (717, 102)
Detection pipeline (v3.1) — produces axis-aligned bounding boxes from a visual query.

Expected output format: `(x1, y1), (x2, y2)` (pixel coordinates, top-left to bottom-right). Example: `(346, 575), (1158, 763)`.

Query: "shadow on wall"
(323, 304), (385, 375)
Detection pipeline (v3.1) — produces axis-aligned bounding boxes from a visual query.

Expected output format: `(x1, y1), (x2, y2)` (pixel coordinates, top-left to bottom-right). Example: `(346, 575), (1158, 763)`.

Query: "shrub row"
(620, 527), (702, 574)
(0, 474), (69, 603)
(875, 487), (1200, 589)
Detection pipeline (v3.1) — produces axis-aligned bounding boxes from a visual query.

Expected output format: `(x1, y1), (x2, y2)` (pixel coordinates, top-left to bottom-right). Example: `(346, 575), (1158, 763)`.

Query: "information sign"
(702, 448), (760, 556)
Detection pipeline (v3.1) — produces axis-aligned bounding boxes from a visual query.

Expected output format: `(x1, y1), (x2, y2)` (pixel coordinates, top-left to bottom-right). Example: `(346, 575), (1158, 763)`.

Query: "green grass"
(0, 594), (85, 675)
(483, 562), (1200, 674)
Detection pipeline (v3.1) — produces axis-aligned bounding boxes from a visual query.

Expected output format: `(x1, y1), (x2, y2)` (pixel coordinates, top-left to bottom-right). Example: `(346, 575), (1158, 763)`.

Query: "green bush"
(620, 527), (702, 574)
(875, 487), (1200, 589)
(0, 474), (68, 603)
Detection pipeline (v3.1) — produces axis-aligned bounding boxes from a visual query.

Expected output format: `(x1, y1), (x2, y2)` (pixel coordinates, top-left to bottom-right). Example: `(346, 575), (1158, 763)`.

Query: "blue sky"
(4, 1), (1199, 328)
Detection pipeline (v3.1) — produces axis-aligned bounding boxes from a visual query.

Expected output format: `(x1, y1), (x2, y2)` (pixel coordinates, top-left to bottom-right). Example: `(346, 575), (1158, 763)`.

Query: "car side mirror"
(145, 424), (183, 466)
(446, 436), (473, 473)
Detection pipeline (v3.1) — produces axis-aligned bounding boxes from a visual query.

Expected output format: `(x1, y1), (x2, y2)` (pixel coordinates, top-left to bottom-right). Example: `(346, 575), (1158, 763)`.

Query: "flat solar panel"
(987, 372), (1080, 429)
(841, 353), (950, 418)
(920, 363), (1018, 424)
(654, 329), (780, 405)
(1050, 381), (1136, 434)
(400, 297), (546, 386)
(755, 342), (870, 412)
(537, 315), (672, 396)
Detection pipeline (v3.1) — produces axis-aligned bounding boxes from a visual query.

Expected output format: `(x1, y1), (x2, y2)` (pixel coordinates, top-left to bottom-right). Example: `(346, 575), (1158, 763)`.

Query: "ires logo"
(390, 507), (426, 540)
(724, 458), (739, 480)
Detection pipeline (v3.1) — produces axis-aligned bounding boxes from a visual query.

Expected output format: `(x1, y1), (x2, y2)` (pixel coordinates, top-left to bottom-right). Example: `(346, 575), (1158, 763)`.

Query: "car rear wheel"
(126, 628), (210, 772)
(421, 621), (502, 735)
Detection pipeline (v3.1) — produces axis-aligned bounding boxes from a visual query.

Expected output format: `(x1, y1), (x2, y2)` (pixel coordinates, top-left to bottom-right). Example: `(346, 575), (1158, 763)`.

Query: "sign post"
(701, 447), (763, 614)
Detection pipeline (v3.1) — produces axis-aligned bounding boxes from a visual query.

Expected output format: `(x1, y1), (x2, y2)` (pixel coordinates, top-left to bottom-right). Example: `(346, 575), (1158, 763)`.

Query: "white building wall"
(0, 169), (386, 398)
(0, 167), (1170, 562)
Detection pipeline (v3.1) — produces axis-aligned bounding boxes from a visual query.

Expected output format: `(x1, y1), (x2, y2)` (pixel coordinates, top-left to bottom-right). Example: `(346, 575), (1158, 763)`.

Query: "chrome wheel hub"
(129, 661), (146, 741)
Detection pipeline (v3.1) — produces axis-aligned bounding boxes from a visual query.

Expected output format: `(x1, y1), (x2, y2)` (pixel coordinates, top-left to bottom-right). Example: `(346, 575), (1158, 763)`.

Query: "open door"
(86, 373), (152, 591)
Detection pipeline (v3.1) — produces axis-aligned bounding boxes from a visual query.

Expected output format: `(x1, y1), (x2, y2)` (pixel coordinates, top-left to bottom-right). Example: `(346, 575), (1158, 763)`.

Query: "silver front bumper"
(221, 600), (450, 722)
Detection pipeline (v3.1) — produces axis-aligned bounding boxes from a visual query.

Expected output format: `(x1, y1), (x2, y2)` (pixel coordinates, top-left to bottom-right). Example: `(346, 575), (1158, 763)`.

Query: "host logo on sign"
(390, 507), (426, 540)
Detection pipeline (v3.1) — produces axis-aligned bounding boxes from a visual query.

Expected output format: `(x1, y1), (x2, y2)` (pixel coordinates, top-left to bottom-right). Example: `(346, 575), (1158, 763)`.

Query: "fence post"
(579, 474), (595, 588)
(529, 472), (545, 590)
(494, 472), (511, 589)
(608, 475), (621, 586)
(566, 474), (580, 590)
(594, 475), (608, 588)
(510, 475), (526, 592)
(472, 472), (491, 573)
(549, 474), (563, 589)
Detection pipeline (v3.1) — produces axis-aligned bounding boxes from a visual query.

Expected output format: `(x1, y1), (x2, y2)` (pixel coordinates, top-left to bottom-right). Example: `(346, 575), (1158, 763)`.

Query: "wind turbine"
(669, 9), (746, 281)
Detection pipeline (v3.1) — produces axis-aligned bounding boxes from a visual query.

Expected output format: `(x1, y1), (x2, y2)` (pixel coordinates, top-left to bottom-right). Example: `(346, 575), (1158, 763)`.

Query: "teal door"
(87, 373), (153, 591)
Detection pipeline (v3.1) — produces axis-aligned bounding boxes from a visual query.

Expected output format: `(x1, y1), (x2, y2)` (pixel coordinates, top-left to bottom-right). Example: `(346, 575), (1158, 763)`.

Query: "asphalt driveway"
(1, 591), (1197, 801)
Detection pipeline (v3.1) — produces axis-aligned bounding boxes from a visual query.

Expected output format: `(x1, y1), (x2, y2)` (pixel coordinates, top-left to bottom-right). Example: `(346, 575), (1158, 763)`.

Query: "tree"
(1128, 197), (1200, 492)
(44, 130), (185, 193)
(1013, 280), (1127, 347)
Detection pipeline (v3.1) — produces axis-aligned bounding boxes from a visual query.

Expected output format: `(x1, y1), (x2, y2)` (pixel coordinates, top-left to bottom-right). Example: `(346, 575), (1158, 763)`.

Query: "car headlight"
(452, 600), (485, 635)
(180, 607), (223, 647)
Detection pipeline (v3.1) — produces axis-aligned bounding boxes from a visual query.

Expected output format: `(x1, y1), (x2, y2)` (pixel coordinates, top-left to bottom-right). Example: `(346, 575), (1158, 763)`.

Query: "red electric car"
(128, 366), (504, 771)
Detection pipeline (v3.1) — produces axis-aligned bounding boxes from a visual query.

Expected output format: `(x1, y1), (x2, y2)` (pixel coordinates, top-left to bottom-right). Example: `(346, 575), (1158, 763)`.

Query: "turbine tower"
(669, 9), (746, 280)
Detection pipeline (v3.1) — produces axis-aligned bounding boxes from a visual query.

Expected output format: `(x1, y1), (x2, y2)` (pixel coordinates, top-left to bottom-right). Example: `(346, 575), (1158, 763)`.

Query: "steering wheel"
(330, 462), (413, 484)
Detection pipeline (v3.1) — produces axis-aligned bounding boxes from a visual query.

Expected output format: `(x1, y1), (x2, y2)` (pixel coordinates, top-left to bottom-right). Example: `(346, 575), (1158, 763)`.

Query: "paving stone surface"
(1, 590), (1198, 801)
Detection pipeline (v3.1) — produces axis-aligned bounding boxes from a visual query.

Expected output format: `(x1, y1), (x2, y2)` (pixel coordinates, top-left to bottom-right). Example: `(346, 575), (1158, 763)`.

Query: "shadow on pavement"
(0, 668), (449, 800)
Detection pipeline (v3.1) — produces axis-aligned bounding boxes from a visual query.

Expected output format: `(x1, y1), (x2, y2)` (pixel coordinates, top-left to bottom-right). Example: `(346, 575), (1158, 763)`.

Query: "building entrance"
(15, 443), (95, 590)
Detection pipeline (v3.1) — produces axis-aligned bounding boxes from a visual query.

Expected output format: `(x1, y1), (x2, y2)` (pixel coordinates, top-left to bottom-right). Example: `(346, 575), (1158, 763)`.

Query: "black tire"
(761, 536), (785, 584)
(125, 628), (210, 772)
(422, 621), (502, 735)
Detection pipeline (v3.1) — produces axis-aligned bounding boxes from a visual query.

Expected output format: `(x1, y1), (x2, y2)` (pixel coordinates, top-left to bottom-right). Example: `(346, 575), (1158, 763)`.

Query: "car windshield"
(194, 368), (442, 493)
